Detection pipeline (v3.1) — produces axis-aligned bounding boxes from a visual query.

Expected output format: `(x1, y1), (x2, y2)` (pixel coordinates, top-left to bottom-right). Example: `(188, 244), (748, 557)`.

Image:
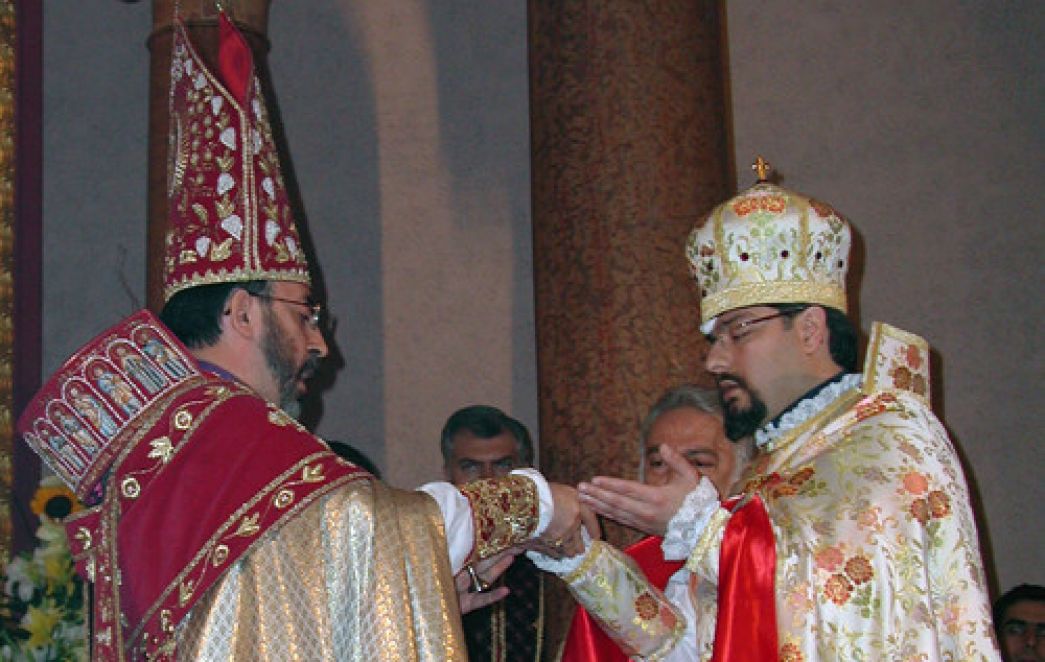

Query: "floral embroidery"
(459, 475), (539, 562)
(780, 641), (805, 662)
(790, 467), (815, 486)
(771, 483), (799, 498)
(927, 490), (951, 518)
(732, 194), (787, 217)
(824, 573), (854, 605)
(809, 198), (840, 220)
(844, 555), (873, 585)
(659, 605), (678, 629)
(905, 345), (923, 370)
(634, 592), (658, 620)
(901, 471), (929, 495)
(890, 364), (913, 390)
(815, 546), (844, 572)
(908, 488), (951, 526)
(854, 392), (898, 423)
(910, 499), (931, 525)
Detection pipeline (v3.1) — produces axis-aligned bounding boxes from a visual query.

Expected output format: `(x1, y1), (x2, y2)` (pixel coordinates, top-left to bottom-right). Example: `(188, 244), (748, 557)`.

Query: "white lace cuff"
(525, 527), (593, 575)
(661, 477), (720, 561)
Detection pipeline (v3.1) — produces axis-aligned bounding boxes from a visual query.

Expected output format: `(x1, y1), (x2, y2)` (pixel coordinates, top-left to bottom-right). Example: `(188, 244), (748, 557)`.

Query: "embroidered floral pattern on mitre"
(661, 477), (720, 561)
(460, 474), (539, 562)
(755, 373), (863, 452)
(686, 181), (852, 325)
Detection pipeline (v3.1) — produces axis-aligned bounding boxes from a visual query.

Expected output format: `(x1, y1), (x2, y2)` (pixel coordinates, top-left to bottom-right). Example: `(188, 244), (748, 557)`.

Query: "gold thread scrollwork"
(147, 436), (174, 464)
(75, 526), (93, 550)
(212, 543), (229, 567)
(173, 409), (193, 430)
(267, 408), (291, 427)
(235, 512), (260, 537)
(459, 475), (539, 560)
(160, 609), (174, 634)
(273, 488), (294, 509)
(301, 463), (324, 483)
(121, 477), (141, 500)
(178, 579), (195, 607)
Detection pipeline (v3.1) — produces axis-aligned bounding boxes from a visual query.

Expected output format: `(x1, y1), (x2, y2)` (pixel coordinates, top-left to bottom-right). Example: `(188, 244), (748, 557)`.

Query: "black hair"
(993, 584), (1045, 638)
(771, 303), (859, 373)
(440, 405), (534, 466)
(160, 281), (271, 348)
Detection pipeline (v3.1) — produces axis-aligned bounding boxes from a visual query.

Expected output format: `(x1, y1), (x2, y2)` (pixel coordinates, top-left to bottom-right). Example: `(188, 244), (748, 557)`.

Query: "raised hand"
(578, 443), (701, 536)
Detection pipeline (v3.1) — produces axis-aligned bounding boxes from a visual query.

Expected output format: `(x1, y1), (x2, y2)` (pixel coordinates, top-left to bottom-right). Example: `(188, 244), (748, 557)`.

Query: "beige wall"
(43, 1), (1041, 597)
(726, 1), (1045, 594)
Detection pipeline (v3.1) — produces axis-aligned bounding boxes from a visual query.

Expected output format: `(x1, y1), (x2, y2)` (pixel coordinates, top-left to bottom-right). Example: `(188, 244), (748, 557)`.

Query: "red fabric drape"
(711, 495), (778, 662)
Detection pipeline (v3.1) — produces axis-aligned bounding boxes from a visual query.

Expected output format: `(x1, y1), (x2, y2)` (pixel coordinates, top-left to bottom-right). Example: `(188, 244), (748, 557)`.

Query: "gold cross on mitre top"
(752, 156), (772, 182)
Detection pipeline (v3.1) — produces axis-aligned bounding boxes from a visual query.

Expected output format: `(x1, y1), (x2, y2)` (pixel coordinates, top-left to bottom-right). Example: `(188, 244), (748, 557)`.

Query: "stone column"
(146, 0), (272, 311)
(529, 0), (731, 649)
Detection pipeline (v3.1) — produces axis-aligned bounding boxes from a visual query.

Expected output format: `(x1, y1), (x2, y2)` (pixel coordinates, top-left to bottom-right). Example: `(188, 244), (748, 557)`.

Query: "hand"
(578, 443), (700, 536)
(536, 483), (601, 558)
(455, 548), (516, 614)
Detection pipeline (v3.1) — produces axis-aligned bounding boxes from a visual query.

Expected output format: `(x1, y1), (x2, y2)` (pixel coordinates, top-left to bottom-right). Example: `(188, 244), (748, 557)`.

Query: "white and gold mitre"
(686, 157), (851, 328)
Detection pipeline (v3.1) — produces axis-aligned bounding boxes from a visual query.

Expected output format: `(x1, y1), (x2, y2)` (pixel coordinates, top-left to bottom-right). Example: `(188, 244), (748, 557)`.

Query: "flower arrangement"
(1, 476), (86, 661)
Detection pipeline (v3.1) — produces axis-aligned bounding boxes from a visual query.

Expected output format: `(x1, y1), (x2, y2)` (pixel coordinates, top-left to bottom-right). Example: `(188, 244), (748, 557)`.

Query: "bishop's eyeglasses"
(248, 292), (327, 331)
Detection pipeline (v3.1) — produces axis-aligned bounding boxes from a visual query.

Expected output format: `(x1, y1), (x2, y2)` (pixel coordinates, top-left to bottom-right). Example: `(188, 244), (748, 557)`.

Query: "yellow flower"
(41, 550), (73, 588)
(29, 477), (82, 519)
(22, 602), (62, 648)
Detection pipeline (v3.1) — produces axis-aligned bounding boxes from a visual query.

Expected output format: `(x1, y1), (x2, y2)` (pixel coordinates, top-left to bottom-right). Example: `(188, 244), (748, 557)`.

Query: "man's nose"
(308, 326), (329, 359)
(478, 465), (496, 480)
(705, 338), (729, 375)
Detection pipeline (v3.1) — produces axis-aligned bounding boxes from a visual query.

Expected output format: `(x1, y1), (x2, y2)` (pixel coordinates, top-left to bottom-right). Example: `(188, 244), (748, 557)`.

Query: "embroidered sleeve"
(458, 473), (540, 562)
(662, 477), (721, 560)
(557, 541), (685, 660)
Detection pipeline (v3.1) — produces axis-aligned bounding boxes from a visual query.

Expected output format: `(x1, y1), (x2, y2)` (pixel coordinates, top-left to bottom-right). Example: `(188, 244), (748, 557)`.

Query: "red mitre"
(16, 310), (205, 502)
(163, 13), (310, 303)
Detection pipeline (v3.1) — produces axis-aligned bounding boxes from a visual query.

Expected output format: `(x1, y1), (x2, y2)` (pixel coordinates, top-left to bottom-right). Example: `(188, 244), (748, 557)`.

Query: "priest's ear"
(223, 287), (263, 340)
(796, 305), (829, 356)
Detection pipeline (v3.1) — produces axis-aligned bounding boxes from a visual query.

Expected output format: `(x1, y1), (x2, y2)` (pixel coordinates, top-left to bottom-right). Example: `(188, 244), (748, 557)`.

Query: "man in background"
(995, 584), (1045, 662)
(442, 405), (544, 662)
(558, 385), (748, 660)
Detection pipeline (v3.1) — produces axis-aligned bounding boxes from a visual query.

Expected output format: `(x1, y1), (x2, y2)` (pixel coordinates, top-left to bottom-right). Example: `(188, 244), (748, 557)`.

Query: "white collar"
(754, 373), (863, 451)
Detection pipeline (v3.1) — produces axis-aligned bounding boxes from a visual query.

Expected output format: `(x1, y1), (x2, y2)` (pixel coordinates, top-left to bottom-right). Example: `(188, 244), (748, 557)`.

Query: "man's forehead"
(1006, 600), (1045, 621)
(452, 430), (518, 451)
(645, 443), (717, 456)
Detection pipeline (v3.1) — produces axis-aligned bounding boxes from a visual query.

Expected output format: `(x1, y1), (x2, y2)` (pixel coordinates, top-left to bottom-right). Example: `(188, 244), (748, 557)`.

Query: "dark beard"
(260, 310), (317, 418)
(717, 375), (769, 441)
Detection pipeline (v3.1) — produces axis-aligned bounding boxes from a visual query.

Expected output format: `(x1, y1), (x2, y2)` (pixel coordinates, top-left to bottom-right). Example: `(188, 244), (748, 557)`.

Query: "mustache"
(715, 373), (751, 391)
(297, 354), (322, 380)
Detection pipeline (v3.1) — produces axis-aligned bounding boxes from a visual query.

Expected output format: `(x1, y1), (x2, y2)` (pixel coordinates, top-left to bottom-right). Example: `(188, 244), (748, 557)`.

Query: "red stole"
(711, 494), (778, 662)
(560, 495), (779, 662)
(560, 536), (683, 661)
(64, 378), (368, 661)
